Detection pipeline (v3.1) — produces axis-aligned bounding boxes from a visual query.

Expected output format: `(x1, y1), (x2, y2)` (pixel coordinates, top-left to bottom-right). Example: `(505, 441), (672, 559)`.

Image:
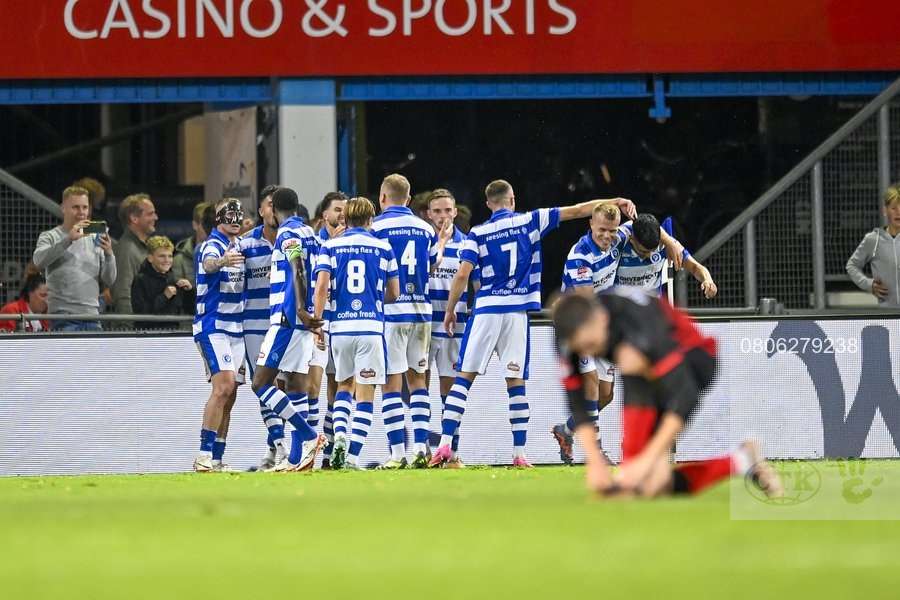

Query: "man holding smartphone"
(33, 185), (117, 331)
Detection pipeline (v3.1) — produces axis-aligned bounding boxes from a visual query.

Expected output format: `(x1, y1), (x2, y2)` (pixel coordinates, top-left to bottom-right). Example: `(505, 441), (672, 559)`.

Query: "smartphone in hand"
(83, 221), (108, 235)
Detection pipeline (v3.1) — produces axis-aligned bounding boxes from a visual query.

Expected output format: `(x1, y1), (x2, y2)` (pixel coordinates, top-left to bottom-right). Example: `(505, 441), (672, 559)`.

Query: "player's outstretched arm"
(562, 351), (614, 493)
(443, 261), (473, 337)
(683, 257), (717, 299)
(202, 249), (243, 274)
(559, 198), (637, 222)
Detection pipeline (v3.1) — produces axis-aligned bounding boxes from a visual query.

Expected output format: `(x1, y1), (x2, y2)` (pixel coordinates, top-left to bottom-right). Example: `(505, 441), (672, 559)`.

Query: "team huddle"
(186, 173), (783, 498)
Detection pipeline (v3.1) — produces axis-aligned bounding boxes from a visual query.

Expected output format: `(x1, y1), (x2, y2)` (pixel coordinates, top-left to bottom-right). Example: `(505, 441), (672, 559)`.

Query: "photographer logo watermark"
(745, 461), (821, 506)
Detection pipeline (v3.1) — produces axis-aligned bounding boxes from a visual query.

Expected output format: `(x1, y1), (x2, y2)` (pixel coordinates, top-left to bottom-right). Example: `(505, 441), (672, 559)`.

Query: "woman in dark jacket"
(131, 236), (193, 330)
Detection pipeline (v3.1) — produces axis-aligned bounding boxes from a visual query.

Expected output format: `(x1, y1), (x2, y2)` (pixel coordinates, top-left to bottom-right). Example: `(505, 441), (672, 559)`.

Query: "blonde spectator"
(847, 184), (900, 307)
(131, 235), (193, 330)
(33, 186), (116, 331)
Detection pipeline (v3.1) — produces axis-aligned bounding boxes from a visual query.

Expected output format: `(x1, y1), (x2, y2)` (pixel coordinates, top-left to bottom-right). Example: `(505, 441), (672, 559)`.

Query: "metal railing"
(677, 76), (900, 310)
(0, 168), (62, 305)
(2, 313), (192, 333)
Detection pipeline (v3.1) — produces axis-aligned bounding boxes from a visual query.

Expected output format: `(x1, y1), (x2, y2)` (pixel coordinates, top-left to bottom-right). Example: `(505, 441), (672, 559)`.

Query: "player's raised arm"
(559, 198), (636, 222)
(429, 219), (454, 273)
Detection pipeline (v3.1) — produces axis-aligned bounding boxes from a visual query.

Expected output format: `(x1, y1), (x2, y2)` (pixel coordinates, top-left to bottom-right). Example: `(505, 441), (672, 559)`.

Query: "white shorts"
(309, 331), (329, 369)
(458, 312), (530, 379)
(196, 333), (246, 384)
(429, 335), (461, 378)
(331, 334), (386, 385)
(257, 325), (315, 375)
(578, 355), (615, 382)
(384, 321), (431, 375)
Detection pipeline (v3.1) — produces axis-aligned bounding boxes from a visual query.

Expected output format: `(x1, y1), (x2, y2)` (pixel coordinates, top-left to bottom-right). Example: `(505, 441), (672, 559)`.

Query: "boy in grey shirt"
(33, 186), (117, 331)
(847, 184), (900, 307)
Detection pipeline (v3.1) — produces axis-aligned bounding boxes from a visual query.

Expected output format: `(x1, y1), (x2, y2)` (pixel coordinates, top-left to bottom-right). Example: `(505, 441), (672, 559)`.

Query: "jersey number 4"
(401, 240), (417, 276)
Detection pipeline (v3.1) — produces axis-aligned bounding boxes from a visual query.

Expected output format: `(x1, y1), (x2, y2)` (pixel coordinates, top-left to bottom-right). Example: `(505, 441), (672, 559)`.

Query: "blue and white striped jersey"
(314, 228), (399, 336)
(615, 242), (691, 293)
(561, 224), (632, 293)
(429, 227), (479, 337)
(371, 206), (438, 323)
(193, 229), (245, 339)
(270, 216), (319, 329)
(238, 225), (274, 336)
(459, 207), (560, 314)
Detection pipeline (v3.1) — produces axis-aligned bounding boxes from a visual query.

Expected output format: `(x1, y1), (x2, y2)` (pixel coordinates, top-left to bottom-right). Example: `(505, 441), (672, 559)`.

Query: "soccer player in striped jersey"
(313, 197), (399, 470)
(371, 174), (451, 469)
(431, 180), (636, 468)
(238, 185), (288, 471)
(425, 189), (477, 468)
(309, 191), (347, 468)
(193, 198), (246, 472)
(551, 206), (686, 464)
(250, 187), (326, 472)
(616, 213), (717, 299)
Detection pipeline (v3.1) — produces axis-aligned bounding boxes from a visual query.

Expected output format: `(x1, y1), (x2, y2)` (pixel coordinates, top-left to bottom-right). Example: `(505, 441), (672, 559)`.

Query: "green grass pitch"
(2, 463), (899, 599)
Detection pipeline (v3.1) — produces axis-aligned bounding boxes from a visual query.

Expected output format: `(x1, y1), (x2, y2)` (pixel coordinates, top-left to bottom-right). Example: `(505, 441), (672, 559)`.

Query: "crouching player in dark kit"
(552, 291), (783, 498)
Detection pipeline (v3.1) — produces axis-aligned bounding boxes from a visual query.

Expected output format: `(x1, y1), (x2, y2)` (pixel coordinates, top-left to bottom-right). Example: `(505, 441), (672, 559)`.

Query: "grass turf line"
(1, 463), (899, 599)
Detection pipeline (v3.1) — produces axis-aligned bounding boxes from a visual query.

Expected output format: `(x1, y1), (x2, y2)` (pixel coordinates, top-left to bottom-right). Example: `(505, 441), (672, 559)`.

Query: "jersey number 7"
(501, 242), (517, 277)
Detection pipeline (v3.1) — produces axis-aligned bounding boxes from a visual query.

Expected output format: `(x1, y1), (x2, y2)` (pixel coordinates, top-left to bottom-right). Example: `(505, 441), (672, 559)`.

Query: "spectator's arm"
(100, 249), (117, 287)
(846, 232), (876, 293)
(151, 291), (173, 314)
(32, 230), (71, 269)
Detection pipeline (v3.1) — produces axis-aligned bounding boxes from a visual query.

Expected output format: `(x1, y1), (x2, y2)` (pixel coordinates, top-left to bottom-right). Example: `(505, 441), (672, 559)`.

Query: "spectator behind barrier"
(0, 268), (49, 332)
(847, 183), (900, 307)
(172, 201), (211, 294)
(131, 236), (194, 330)
(73, 177), (113, 310)
(111, 193), (158, 315)
(32, 186), (117, 331)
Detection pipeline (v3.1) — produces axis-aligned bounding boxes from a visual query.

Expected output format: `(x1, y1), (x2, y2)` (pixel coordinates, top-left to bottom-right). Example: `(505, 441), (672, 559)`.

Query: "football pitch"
(2, 463), (899, 599)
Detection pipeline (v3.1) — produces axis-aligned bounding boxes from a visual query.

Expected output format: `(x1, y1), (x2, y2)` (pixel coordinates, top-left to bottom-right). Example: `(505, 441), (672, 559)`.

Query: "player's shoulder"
(239, 225), (266, 246)
(569, 234), (595, 255)
(200, 233), (227, 253)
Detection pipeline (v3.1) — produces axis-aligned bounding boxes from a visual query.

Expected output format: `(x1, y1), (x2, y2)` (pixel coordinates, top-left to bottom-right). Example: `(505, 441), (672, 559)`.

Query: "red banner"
(3, 0), (900, 79)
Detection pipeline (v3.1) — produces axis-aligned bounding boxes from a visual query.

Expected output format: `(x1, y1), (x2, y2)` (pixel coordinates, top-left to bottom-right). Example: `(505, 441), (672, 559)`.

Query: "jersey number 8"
(348, 259), (366, 293)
